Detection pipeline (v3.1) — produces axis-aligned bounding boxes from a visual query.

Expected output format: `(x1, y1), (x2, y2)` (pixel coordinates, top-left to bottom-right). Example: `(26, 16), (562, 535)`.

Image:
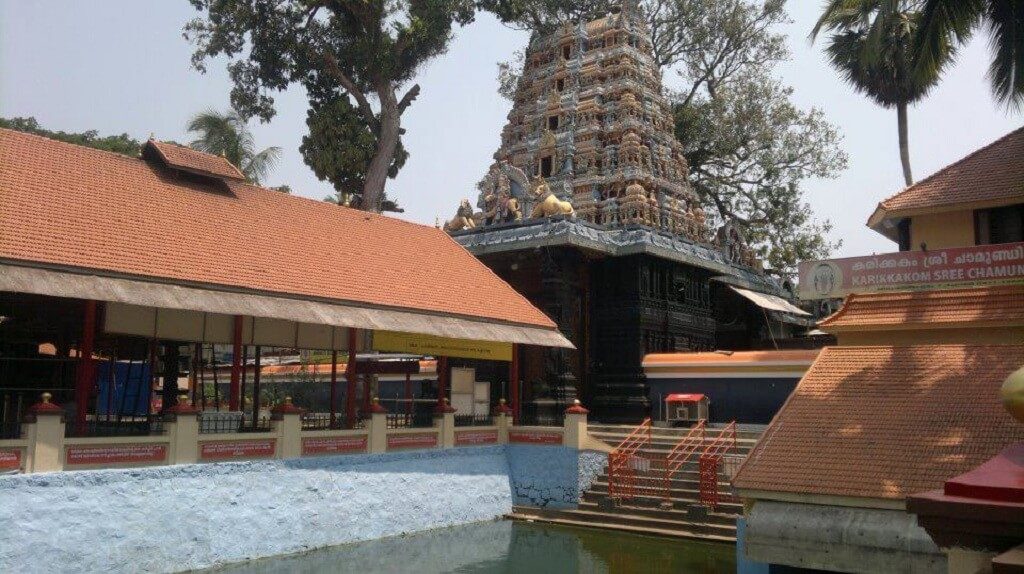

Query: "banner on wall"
(373, 331), (512, 361)
(798, 242), (1024, 300)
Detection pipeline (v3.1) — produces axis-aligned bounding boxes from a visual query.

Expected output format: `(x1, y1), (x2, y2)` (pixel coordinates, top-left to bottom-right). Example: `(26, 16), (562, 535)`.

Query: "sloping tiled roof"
(733, 345), (1024, 501)
(643, 350), (820, 367)
(0, 128), (555, 330)
(145, 140), (247, 181)
(818, 285), (1024, 331)
(874, 125), (1024, 217)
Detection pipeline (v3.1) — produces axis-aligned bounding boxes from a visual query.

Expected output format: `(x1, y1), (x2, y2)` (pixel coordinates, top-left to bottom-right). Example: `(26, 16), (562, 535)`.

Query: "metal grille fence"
(454, 414), (494, 427)
(65, 415), (164, 438)
(386, 412), (434, 429)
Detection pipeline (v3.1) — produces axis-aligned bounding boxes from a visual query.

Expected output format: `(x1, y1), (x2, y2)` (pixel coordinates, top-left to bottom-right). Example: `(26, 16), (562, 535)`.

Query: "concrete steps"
(507, 505), (738, 543)
(507, 421), (762, 542)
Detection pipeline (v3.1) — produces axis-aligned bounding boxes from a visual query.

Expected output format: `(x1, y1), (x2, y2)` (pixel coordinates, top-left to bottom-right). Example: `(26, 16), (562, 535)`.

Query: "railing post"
(562, 399), (589, 449)
(495, 399), (513, 444)
(271, 397), (305, 459)
(367, 397), (388, 454)
(23, 393), (65, 473)
(164, 393), (200, 465)
(434, 398), (456, 449)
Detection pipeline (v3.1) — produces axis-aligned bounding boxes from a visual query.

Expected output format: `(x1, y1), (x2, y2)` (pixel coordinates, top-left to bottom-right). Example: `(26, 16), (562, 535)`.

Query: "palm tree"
(914, 0), (1024, 109)
(186, 109), (282, 185)
(812, 1), (954, 186)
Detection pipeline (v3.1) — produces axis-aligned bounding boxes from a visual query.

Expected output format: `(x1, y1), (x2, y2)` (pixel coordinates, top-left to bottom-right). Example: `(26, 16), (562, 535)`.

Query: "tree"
(812, 1), (952, 186)
(300, 95), (407, 212)
(914, 0), (1024, 109)
(487, 0), (847, 272)
(1, 116), (142, 156)
(185, 0), (475, 213)
(187, 108), (282, 184)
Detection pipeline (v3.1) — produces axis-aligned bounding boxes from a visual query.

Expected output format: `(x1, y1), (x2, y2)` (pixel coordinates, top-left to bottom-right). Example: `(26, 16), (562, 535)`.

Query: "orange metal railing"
(698, 421), (737, 511)
(661, 419), (706, 503)
(607, 417), (651, 502)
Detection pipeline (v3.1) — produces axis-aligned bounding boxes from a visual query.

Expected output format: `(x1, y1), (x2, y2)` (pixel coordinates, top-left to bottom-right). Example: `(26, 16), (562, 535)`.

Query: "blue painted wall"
(0, 444), (602, 573)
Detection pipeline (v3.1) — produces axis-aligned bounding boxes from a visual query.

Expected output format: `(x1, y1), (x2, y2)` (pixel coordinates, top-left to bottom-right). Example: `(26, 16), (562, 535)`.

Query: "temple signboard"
(798, 242), (1024, 299)
(200, 439), (276, 460)
(66, 444), (167, 466)
(302, 436), (367, 455)
(508, 430), (563, 445)
(374, 331), (512, 361)
(454, 430), (498, 446)
(386, 433), (439, 451)
(0, 449), (21, 471)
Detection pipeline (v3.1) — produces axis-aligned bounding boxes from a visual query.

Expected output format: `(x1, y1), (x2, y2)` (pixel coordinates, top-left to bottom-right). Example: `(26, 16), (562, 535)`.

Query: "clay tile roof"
(145, 139), (247, 181)
(643, 350), (820, 366)
(0, 128), (555, 330)
(732, 344), (1024, 501)
(818, 285), (1024, 331)
(874, 125), (1024, 218)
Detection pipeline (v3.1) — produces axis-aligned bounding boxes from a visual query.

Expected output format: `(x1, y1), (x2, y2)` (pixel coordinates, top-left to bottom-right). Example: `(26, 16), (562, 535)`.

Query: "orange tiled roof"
(732, 345), (1024, 501)
(0, 129), (555, 330)
(146, 139), (246, 181)
(818, 285), (1024, 331)
(874, 125), (1024, 217)
(643, 350), (820, 366)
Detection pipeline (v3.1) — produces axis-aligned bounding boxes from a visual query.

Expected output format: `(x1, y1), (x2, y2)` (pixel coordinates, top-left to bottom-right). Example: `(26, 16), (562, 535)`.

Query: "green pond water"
(209, 519), (735, 574)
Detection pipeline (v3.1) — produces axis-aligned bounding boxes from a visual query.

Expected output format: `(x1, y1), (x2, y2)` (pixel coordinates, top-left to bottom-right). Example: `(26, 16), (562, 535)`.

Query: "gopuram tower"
(443, 3), (807, 422)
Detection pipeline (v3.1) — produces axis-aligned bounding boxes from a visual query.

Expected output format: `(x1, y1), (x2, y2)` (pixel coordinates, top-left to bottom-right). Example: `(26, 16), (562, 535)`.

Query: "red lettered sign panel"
(200, 439), (276, 460)
(455, 430), (498, 446)
(66, 444), (167, 465)
(386, 432), (438, 451)
(509, 431), (563, 445)
(0, 449), (22, 471)
(302, 435), (367, 455)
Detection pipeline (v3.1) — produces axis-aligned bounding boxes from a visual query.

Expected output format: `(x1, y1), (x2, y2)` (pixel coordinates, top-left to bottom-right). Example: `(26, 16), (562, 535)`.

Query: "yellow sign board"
(373, 331), (512, 361)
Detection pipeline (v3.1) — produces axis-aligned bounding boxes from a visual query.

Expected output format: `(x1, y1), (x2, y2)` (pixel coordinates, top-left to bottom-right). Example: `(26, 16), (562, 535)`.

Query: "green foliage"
(915, 0), (1024, 109)
(0, 116), (142, 156)
(812, 1), (949, 109)
(301, 96), (407, 211)
(187, 108), (282, 184)
(675, 71), (845, 272)
(185, 0), (476, 212)
(480, 0), (612, 33)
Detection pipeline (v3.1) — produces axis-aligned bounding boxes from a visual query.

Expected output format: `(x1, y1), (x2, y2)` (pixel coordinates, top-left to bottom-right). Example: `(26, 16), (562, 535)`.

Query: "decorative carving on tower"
(441, 2), (760, 264)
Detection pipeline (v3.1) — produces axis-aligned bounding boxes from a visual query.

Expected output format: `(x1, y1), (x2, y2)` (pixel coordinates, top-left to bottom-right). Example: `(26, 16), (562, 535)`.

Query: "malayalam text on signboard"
(373, 331), (512, 361)
(508, 431), (563, 445)
(454, 430), (498, 446)
(200, 440), (276, 460)
(0, 449), (22, 471)
(66, 444), (167, 465)
(302, 436), (367, 455)
(386, 433), (438, 451)
(798, 242), (1024, 299)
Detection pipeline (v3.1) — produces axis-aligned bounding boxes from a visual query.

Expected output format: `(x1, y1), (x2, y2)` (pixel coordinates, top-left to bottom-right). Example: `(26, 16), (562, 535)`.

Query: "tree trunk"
(362, 84), (401, 213)
(897, 100), (913, 186)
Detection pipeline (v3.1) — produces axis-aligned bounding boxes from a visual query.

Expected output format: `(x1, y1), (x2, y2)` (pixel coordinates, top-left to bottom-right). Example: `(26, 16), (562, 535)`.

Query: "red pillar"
(509, 344), (519, 425)
(436, 356), (448, 412)
(75, 300), (97, 434)
(345, 328), (357, 428)
(329, 350), (338, 427)
(229, 315), (243, 410)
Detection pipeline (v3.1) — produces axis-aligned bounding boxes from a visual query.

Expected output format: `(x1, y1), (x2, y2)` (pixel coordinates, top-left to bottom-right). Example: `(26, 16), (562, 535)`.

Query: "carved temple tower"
(444, 4), (806, 422)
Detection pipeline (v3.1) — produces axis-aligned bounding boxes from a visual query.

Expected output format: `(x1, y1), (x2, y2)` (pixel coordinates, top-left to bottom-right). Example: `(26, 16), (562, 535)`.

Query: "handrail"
(665, 419), (706, 474)
(697, 421), (737, 510)
(701, 421), (737, 461)
(607, 418), (651, 502)
(611, 417), (651, 456)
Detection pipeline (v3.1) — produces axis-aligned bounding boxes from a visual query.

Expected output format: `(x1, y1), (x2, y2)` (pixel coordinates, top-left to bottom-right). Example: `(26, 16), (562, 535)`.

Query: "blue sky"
(2, 1), (1019, 259)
